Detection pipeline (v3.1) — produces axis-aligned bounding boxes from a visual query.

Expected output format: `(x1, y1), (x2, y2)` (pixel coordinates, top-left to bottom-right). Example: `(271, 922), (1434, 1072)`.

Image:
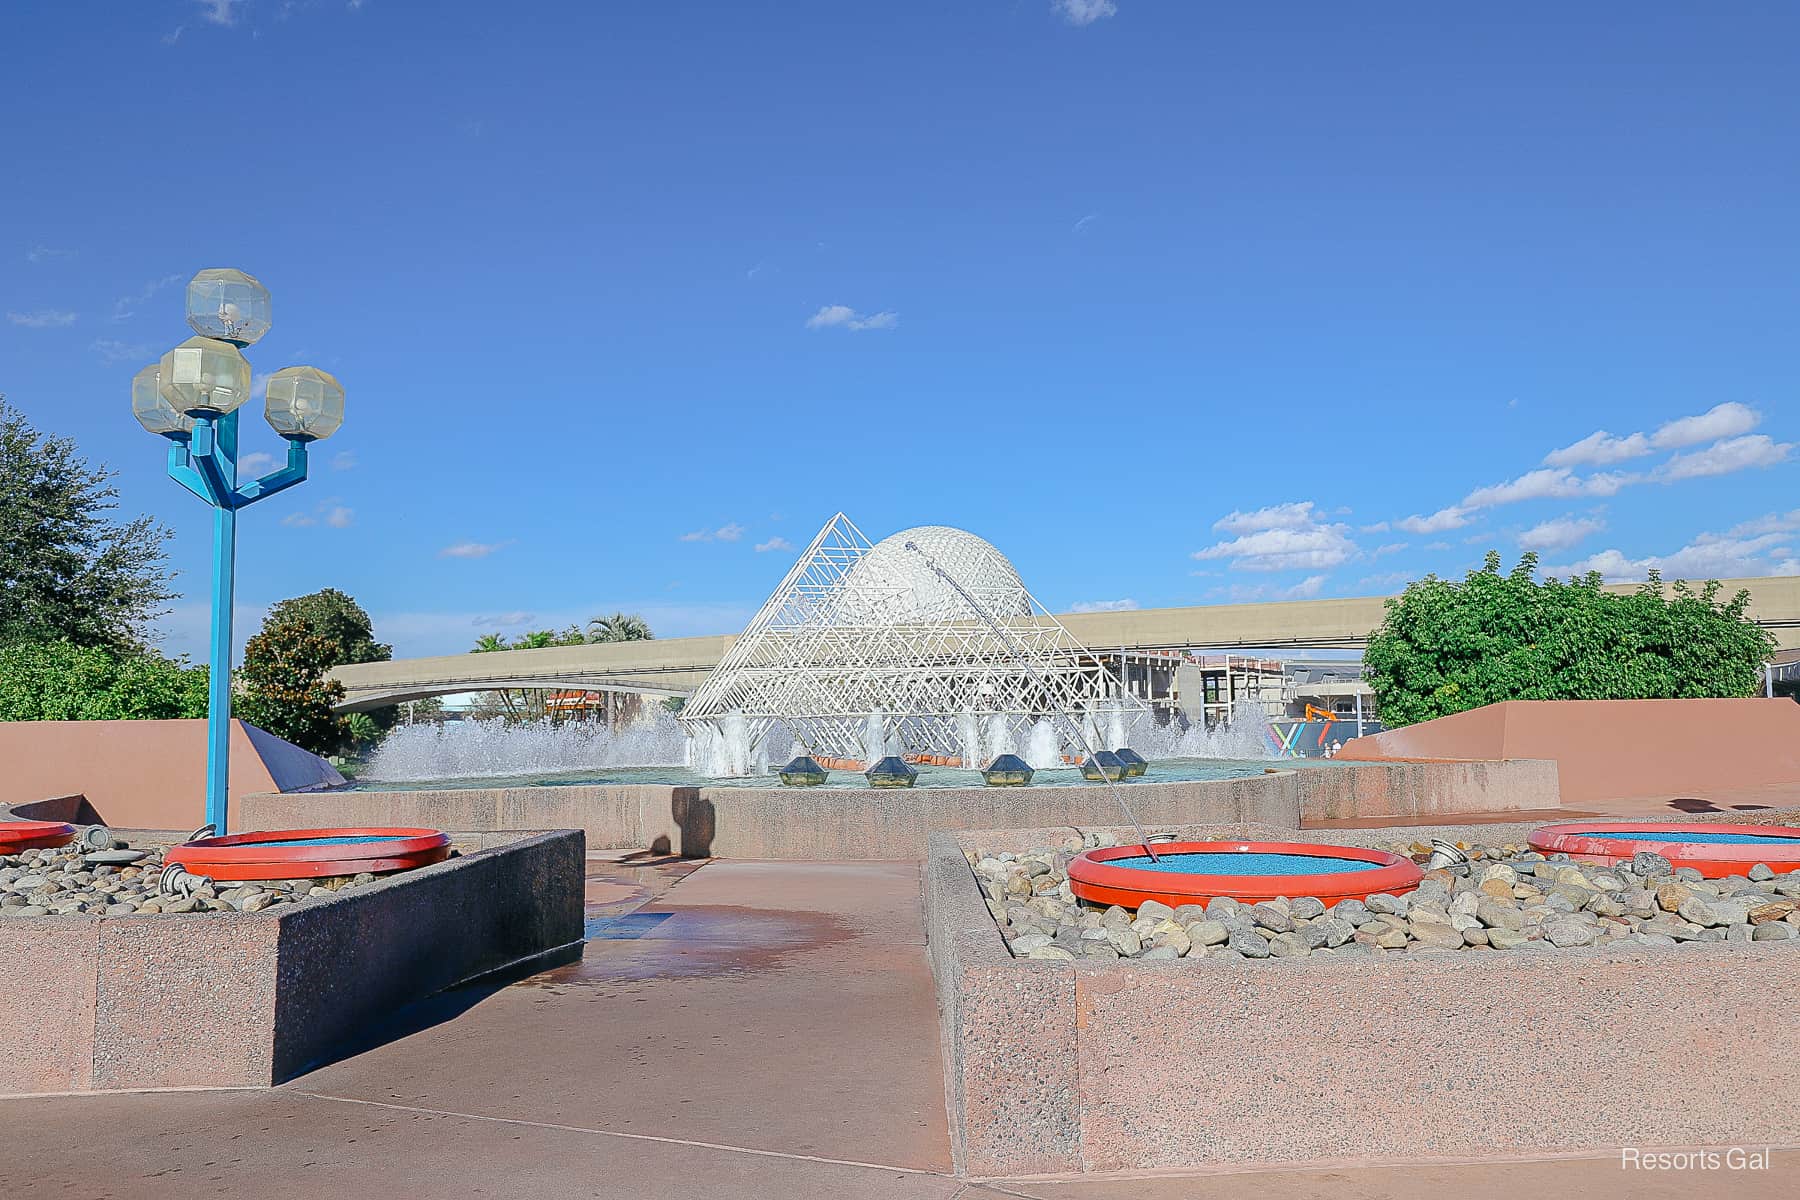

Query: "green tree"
(0, 641), (208, 720)
(234, 617), (350, 754)
(1363, 552), (1776, 728)
(588, 612), (654, 642)
(266, 588), (392, 664)
(0, 398), (175, 651)
(264, 588), (396, 733)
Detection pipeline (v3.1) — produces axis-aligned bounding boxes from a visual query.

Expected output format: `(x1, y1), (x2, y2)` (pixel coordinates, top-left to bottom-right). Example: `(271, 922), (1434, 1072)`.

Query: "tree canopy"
(0, 398), (175, 651)
(1363, 552), (1776, 728)
(0, 640), (208, 721)
(234, 617), (350, 754)
(266, 589), (391, 665)
(588, 612), (654, 642)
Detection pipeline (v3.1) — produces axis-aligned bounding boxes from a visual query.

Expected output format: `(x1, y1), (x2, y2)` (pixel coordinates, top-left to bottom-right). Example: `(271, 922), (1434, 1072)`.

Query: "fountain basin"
(0, 819), (76, 854)
(165, 826), (451, 881)
(1068, 840), (1423, 908)
(1528, 821), (1800, 879)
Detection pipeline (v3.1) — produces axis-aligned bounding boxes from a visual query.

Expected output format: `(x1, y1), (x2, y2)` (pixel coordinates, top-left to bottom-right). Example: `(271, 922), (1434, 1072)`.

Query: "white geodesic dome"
(680, 513), (1146, 768)
(837, 526), (1031, 625)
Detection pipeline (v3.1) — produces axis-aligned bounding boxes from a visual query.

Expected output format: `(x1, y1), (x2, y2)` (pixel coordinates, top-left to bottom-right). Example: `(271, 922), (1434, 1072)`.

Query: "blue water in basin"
(1109, 851), (1382, 876)
(1577, 831), (1800, 846)
(231, 835), (411, 847)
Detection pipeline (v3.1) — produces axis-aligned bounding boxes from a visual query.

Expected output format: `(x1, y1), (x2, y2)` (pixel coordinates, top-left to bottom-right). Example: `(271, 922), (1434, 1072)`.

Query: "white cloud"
(1543, 430), (1650, 468)
(112, 273), (184, 321)
(1463, 467), (1590, 508)
(26, 245), (72, 263)
(1652, 402), (1759, 450)
(89, 338), (152, 364)
(682, 522), (746, 543)
(1423, 541), (1453, 551)
(1655, 434), (1792, 482)
(440, 540), (505, 559)
(280, 512), (315, 528)
(1213, 501), (1321, 535)
(1053, 0), (1117, 25)
(1372, 542), (1408, 557)
(1728, 509), (1800, 536)
(1358, 572), (1411, 591)
(1359, 521), (1390, 533)
(1069, 598), (1138, 613)
(1517, 514), (1605, 552)
(330, 450), (357, 470)
(1397, 506), (1471, 535)
(237, 451), (278, 475)
(199, 0), (240, 25)
(474, 611), (534, 628)
(1283, 575), (1328, 600)
(754, 537), (795, 553)
(805, 304), (898, 332)
(1191, 524), (1356, 572)
(7, 309), (76, 328)
(1072, 213), (1099, 234)
(325, 506), (354, 528)
(1540, 510), (1800, 581)
(1213, 575), (1331, 603)
(1543, 403), (1761, 469)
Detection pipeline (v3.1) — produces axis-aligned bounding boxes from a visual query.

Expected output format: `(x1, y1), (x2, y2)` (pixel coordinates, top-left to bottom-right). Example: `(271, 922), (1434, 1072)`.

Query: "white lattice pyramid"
(680, 513), (1142, 765)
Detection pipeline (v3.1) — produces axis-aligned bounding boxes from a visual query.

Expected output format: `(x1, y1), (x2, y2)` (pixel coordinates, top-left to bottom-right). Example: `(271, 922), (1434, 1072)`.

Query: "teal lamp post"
(132, 269), (346, 835)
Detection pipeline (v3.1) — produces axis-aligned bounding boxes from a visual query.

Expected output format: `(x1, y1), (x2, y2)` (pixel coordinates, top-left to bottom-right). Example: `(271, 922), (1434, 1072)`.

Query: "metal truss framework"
(680, 513), (1144, 763)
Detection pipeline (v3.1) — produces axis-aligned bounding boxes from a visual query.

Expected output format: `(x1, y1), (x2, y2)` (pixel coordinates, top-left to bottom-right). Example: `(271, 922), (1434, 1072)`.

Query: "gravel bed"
(0, 831), (398, 917)
(972, 834), (1800, 961)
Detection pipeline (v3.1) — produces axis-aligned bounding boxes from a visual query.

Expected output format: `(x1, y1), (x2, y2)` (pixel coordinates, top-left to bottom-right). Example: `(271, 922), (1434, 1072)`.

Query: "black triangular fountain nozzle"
(865, 755), (919, 788)
(777, 756), (829, 787)
(1079, 750), (1129, 782)
(980, 753), (1034, 787)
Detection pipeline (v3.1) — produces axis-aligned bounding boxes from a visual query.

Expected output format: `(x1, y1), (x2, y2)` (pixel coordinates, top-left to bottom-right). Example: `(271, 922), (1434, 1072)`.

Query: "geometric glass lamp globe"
(158, 336), (253, 416)
(185, 268), (271, 347)
(263, 366), (345, 440)
(131, 363), (194, 437)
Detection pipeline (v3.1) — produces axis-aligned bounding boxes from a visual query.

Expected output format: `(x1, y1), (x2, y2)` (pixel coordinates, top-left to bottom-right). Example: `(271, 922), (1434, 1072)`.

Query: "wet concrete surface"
(8, 850), (1795, 1198)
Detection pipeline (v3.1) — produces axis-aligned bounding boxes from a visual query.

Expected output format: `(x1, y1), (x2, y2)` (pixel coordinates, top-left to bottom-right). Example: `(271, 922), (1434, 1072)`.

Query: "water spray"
(902, 541), (1160, 862)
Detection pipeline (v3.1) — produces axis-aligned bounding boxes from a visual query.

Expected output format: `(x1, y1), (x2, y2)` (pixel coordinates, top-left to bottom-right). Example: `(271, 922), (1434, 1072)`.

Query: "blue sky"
(3, 1), (1796, 661)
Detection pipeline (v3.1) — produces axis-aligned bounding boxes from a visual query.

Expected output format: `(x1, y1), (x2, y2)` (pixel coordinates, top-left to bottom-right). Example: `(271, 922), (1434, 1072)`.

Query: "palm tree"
(587, 612), (654, 643)
(471, 633), (510, 654)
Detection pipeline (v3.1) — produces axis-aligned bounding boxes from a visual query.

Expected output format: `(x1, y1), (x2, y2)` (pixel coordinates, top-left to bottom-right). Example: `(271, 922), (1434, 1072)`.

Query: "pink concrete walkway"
(5, 853), (1794, 1198)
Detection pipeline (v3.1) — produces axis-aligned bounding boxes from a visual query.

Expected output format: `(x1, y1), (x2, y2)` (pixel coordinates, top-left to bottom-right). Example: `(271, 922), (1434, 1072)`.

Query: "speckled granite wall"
(925, 826), (1800, 1175)
(0, 829), (583, 1094)
(239, 756), (1554, 859)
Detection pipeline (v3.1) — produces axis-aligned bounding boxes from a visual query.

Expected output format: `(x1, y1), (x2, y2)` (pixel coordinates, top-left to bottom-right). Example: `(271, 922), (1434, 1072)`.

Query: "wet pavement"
(6, 850), (1795, 1198)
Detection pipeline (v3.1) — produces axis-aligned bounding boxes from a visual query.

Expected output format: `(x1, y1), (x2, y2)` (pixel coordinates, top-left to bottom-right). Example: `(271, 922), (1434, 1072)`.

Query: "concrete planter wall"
(924, 827), (1800, 1176)
(0, 829), (584, 1094)
(239, 757), (1557, 860)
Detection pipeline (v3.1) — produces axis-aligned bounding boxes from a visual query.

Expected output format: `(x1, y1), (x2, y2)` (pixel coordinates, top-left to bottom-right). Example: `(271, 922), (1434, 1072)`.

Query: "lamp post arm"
(232, 437), (309, 506)
(186, 416), (238, 507)
(165, 437), (213, 504)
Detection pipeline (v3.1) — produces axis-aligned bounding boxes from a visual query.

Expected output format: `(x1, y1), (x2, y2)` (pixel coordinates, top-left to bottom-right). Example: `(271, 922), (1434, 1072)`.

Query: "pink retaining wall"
(0, 720), (342, 831)
(0, 830), (582, 1094)
(1342, 698), (1800, 805)
(925, 827), (1800, 1175)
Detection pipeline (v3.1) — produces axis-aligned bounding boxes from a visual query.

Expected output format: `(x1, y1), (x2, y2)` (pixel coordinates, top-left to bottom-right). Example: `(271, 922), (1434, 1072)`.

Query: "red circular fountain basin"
(1067, 840), (1423, 909)
(165, 827), (451, 881)
(0, 820), (77, 854)
(1528, 822), (1800, 879)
